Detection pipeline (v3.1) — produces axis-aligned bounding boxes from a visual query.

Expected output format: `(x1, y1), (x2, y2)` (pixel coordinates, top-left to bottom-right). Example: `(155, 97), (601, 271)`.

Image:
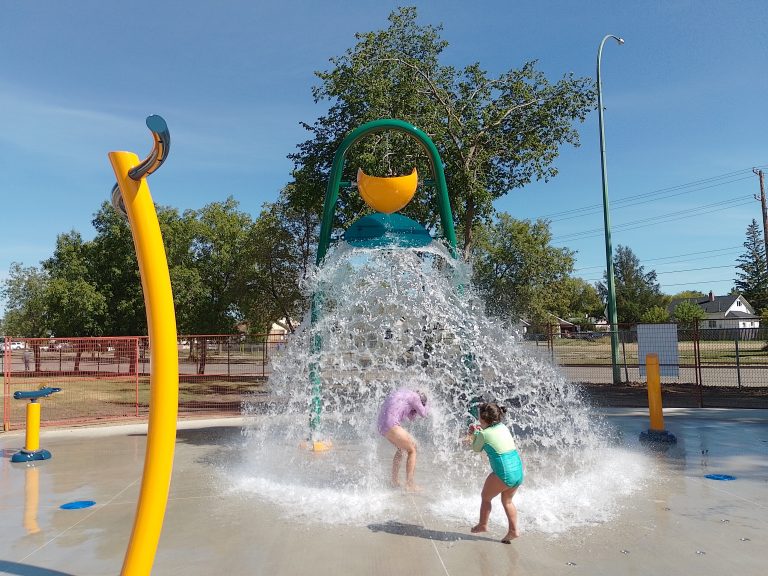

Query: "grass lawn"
(541, 338), (768, 365)
(3, 375), (267, 431)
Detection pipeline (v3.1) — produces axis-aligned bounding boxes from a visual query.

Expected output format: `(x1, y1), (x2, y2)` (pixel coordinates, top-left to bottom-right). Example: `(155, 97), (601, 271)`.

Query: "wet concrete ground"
(1, 408), (766, 576)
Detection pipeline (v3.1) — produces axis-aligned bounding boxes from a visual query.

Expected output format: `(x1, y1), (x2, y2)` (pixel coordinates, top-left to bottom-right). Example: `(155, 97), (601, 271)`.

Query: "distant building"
(269, 318), (295, 342)
(668, 291), (760, 330)
(523, 314), (576, 337)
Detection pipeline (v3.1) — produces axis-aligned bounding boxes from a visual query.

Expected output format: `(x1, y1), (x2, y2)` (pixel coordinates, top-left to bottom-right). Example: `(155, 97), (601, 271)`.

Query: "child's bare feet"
(470, 524), (488, 533)
(390, 480), (401, 489)
(501, 530), (519, 543)
(405, 483), (422, 493)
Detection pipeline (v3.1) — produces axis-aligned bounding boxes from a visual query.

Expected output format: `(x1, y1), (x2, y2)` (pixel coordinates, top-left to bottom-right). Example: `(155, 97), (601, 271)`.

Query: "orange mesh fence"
(2, 337), (140, 431)
(2, 334), (282, 431)
(142, 334), (276, 417)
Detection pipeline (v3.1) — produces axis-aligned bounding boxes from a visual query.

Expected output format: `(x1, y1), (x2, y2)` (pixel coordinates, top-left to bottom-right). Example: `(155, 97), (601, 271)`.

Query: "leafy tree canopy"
(237, 191), (319, 333)
(562, 277), (604, 321)
(472, 214), (575, 322)
(598, 245), (665, 324)
(641, 305), (671, 324)
(672, 300), (706, 325)
(1, 263), (49, 338)
(671, 290), (706, 300)
(289, 6), (594, 256)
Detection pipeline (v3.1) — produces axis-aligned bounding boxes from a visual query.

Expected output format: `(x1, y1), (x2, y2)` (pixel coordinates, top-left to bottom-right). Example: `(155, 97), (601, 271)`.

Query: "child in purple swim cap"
(377, 387), (428, 491)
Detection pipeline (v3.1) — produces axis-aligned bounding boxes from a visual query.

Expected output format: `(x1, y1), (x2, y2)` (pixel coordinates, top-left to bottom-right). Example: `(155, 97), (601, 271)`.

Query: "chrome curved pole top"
(111, 183), (127, 218)
(111, 115), (171, 218)
(600, 34), (625, 49)
(128, 115), (171, 181)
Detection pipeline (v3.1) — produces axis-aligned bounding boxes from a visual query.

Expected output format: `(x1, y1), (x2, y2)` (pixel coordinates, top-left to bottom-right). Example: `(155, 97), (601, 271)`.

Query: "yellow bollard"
(25, 401), (41, 452)
(646, 353), (664, 432)
(11, 387), (60, 462)
(640, 353), (677, 445)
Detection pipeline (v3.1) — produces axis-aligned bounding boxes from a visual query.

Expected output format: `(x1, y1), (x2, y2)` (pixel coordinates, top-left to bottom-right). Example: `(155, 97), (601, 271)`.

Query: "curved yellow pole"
(109, 151), (179, 576)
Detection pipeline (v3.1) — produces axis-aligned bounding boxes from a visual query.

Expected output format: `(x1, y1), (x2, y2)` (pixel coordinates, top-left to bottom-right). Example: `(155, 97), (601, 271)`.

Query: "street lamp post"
(597, 34), (624, 385)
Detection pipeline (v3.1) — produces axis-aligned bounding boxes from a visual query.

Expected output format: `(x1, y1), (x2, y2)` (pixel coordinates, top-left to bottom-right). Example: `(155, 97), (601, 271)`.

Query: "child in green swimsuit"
(470, 402), (524, 543)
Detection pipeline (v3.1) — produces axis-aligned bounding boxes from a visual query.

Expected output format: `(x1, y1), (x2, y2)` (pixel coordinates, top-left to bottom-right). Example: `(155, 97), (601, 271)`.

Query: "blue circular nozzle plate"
(344, 213), (432, 249)
(704, 474), (736, 481)
(60, 500), (96, 510)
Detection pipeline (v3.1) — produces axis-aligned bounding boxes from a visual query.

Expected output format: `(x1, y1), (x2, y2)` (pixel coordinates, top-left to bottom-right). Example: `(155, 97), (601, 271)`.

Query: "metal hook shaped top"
(111, 115), (171, 218)
(128, 115), (171, 181)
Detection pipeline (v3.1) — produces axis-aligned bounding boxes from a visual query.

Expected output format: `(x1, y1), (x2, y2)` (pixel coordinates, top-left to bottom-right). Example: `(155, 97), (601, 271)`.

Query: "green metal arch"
(315, 118), (458, 264)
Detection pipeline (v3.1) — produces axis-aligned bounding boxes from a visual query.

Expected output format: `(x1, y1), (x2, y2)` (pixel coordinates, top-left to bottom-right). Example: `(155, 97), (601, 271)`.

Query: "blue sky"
(2, 0), (767, 312)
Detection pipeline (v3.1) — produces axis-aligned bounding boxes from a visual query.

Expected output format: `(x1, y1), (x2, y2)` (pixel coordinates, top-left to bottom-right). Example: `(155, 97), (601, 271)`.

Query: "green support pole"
(597, 35), (624, 385)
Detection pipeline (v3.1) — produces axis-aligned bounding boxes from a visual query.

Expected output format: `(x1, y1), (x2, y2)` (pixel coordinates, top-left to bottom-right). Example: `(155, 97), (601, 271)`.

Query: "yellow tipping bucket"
(357, 167), (418, 214)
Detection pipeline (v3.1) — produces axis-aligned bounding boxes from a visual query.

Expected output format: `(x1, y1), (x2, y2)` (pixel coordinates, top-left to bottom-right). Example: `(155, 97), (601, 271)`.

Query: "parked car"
(8, 341), (25, 350)
(575, 331), (606, 341)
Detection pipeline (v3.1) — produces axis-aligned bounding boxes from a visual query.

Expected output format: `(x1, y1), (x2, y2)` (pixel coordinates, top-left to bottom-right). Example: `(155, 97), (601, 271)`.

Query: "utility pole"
(754, 168), (768, 254)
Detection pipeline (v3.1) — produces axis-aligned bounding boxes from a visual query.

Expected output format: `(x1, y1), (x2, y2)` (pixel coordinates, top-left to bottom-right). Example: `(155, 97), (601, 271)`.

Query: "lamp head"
(616, 37), (625, 45)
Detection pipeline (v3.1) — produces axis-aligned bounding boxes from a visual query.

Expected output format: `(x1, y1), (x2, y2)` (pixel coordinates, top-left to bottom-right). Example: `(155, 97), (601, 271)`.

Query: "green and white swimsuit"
(472, 423), (524, 488)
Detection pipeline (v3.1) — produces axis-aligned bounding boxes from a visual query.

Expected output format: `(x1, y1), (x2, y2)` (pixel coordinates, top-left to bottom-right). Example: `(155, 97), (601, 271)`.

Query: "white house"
(668, 291), (760, 330)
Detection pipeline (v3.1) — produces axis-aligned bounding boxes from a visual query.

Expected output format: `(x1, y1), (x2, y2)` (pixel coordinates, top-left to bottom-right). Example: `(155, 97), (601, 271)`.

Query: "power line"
(558, 195), (752, 240)
(573, 245), (742, 272)
(660, 279), (734, 288)
(655, 264), (736, 275)
(580, 277), (734, 288)
(581, 264), (737, 283)
(535, 165), (767, 221)
(553, 195), (754, 243)
(548, 175), (754, 223)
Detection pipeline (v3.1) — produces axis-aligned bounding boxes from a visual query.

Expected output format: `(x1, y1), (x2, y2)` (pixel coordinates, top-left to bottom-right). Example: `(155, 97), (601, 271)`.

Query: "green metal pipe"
(597, 35), (624, 385)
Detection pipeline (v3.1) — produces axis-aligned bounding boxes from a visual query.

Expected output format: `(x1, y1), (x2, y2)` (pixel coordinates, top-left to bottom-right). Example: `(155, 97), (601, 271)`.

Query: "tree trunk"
(198, 337), (208, 375)
(463, 199), (475, 258)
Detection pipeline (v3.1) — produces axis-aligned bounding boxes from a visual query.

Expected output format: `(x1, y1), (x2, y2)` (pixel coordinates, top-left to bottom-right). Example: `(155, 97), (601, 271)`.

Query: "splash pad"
(238, 119), (647, 534)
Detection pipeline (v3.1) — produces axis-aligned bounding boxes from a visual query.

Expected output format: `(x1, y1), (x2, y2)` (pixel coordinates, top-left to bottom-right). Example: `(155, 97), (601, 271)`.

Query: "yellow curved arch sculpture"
(357, 167), (418, 213)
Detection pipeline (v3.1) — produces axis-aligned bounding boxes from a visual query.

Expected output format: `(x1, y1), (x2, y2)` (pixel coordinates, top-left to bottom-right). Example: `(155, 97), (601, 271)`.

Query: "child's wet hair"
(478, 402), (507, 425)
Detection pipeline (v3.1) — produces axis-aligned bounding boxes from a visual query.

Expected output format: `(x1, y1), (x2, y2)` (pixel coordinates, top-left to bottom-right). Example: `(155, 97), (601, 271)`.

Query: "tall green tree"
(86, 203), (146, 335)
(43, 231), (108, 338)
(598, 245), (664, 324)
(238, 193), (319, 333)
(289, 6), (594, 256)
(1, 263), (50, 338)
(563, 277), (604, 321)
(734, 219), (768, 313)
(183, 197), (254, 335)
(472, 214), (575, 322)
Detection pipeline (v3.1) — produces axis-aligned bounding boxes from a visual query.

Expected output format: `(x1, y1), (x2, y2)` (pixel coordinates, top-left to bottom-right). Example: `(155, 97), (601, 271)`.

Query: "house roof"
(725, 310), (760, 319)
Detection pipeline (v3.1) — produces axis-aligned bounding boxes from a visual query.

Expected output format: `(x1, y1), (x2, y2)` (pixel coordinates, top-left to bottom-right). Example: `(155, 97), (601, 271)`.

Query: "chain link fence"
(523, 324), (768, 387)
(3, 324), (767, 430)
